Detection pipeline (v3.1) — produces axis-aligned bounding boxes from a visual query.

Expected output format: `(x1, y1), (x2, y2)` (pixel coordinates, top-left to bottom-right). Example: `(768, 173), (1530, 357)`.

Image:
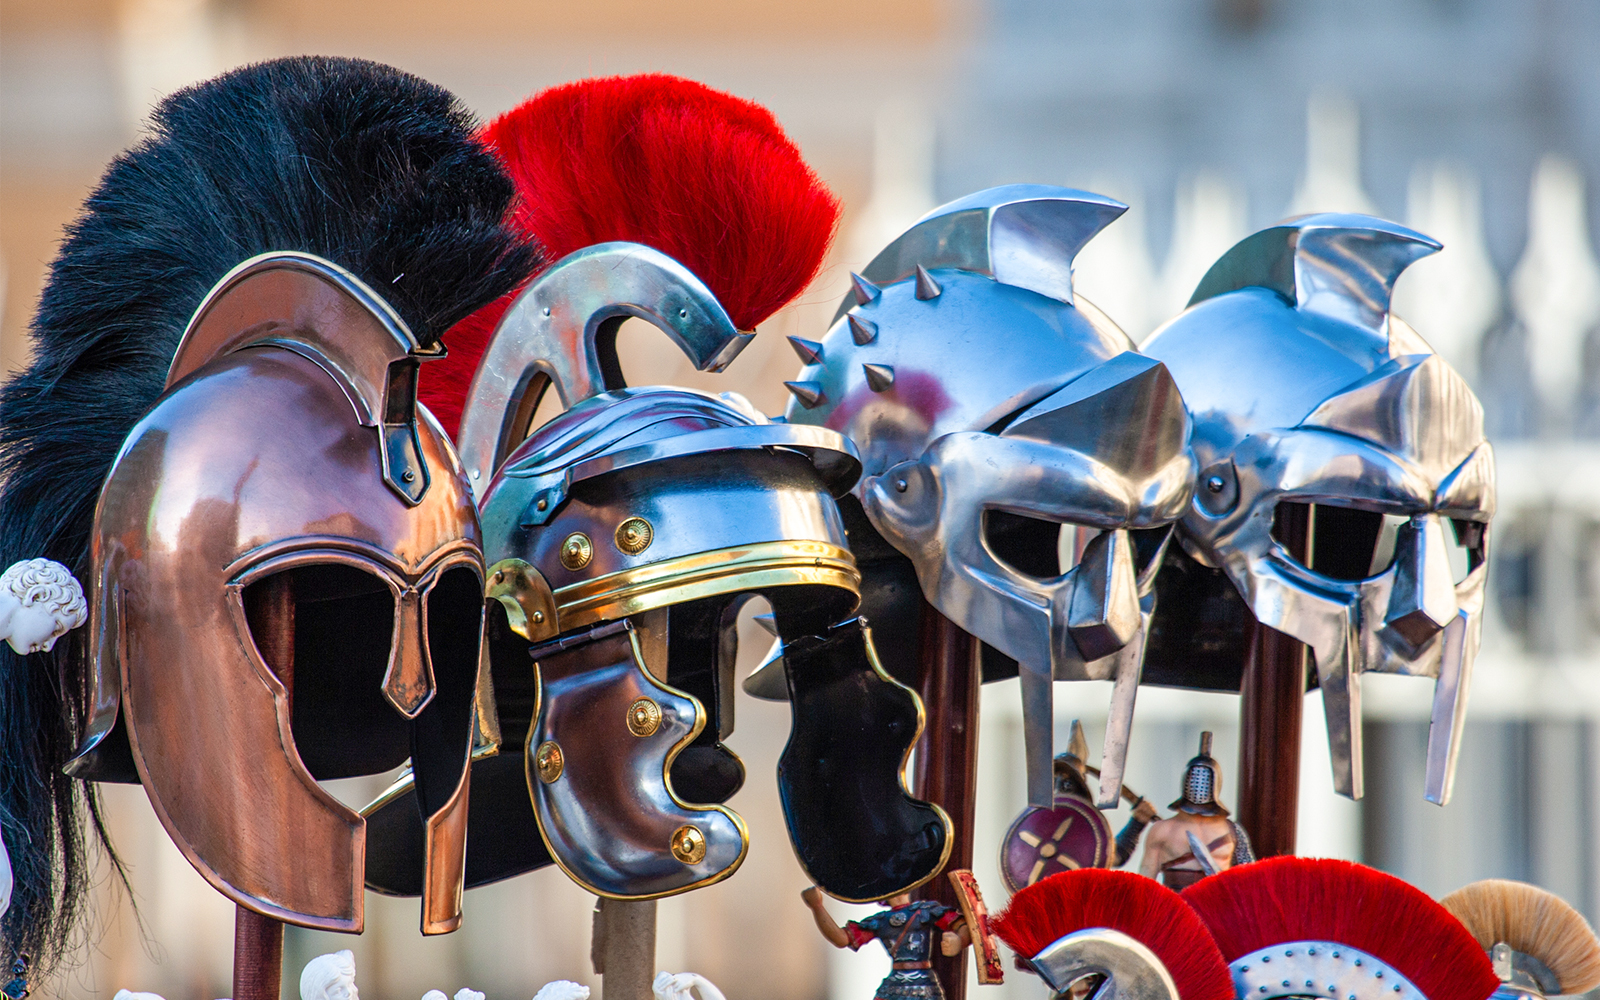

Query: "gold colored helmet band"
(553, 539), (859, 633)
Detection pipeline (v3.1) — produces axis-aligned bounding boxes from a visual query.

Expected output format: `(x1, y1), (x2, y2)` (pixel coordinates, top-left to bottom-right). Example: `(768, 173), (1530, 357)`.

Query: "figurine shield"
(1000, 798), (1112, 893)
(947, 868), (1004, 985)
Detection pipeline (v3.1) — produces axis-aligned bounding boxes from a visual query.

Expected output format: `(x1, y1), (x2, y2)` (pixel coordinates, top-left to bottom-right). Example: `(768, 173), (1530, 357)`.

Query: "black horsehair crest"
(0, 55), (536, 972)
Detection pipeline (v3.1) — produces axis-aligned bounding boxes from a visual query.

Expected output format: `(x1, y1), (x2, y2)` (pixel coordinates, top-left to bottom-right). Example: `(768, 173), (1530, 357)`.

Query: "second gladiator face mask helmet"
(1143, 214), (1495, 805)
(785, 185), (1195, 808)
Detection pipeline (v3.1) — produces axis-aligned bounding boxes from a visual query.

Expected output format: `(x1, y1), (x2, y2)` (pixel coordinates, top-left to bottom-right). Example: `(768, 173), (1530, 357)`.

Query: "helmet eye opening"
(983, 510), (1071, 579)
(1271, 501), (1409, 582)
(243, 563), (409, 780)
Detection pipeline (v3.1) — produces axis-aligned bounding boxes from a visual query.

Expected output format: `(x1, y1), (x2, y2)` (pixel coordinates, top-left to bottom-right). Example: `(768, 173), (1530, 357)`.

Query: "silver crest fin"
(1188, 213), (1441, 342)
(833, 184), (1127, 322)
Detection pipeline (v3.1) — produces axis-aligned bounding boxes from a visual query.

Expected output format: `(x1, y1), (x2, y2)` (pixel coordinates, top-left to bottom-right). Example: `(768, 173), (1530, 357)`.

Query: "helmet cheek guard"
(72, 255), (485, 933)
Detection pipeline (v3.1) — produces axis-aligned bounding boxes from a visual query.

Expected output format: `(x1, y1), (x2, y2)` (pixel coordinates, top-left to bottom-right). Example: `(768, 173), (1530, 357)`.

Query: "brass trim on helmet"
(553, 540), (860, 632)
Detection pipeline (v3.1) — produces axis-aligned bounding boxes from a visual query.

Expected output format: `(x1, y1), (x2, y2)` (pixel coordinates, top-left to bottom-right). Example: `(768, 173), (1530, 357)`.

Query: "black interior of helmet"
(411, 566), (481, 818)
(1272, 501), (1487, 583)
(664, 594), (748, 804)
(1140, 543), (1251, 691)
(984, 509), (1063, 577)
(243, 563), (480, 789)
(777, 617), (948, 900)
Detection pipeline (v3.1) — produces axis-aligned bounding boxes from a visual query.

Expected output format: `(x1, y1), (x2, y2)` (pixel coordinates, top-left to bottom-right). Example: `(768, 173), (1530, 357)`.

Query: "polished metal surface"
(1228, 943), (1427, 1000)
(481, 387), (861, 636)
(72, 256), (483, 932)
(173, 253), (439, 505)
(456, 242), (752, 493)
(1030, 928), (1180, 1000)
(1144, 213), (1494, 804)
(526, 620), (748, 899)
(787, 186), (1197, 809)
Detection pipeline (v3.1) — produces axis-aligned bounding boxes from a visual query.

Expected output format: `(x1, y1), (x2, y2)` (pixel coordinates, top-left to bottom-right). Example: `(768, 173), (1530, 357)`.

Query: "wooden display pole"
(233, 906), (285, 1000)
(913, 603), (981, 1000)
(1236, 503), (1310, 858)
(235, 573), (293, 1000)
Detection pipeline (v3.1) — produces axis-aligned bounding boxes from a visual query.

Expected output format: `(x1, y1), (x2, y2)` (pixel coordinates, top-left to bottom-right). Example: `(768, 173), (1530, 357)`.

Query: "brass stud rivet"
(615, 517), (653, 555)
(670, 824), (706, 864)
(535, 740), (564, 783)
(559, 532), (593, 570)
(532, 610), (545, 624)
(627, 697), (662, 737)
(537, 498), (548, 511)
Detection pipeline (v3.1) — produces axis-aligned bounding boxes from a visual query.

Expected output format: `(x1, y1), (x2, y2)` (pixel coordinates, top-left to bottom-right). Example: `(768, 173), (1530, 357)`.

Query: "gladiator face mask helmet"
(785, 186), (1196, 808)
(1143, 214), (1495, 804)
(366, 242), (870, 901)
(72, 255), (488, 934)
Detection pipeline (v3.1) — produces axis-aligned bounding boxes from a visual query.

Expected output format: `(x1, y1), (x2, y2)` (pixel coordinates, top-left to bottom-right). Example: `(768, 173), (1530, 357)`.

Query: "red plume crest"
(419, 73), (841, 438)
(1183, 857), (1499, 1000)
(992, 869), (1234, 1000)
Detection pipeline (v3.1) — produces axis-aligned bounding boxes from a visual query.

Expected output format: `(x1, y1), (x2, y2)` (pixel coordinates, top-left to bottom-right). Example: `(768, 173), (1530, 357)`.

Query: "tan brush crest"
(1440, 879), (1600, 995)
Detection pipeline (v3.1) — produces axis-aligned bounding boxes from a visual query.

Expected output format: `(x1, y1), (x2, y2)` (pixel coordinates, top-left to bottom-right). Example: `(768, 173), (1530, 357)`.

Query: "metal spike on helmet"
(849, 271), (882, 306)
(788, 335), (825, 365)
(848, 314), (878, 345)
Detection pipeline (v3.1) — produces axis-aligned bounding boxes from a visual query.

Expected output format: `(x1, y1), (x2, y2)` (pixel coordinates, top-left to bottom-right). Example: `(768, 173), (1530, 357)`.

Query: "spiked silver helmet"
(1142, 214), (1495, 805)
(784, 185), (1196, 808)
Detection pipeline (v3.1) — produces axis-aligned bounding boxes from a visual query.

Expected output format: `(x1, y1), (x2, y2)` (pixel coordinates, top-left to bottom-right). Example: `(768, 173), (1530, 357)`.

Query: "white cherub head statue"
(0, 558), (87, 655)
(531, 982), (591, 1000)
(652, 971), (726, 1000)
(301, 950), (359, 1000)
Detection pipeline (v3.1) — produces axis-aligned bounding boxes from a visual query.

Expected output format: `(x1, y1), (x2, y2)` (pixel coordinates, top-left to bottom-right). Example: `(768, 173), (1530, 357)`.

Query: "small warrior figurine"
(1000, 721), (1160, 891)
(0, 558), (86, 656)
(802, 886), (972, 1000)
(1138, 732), (1254, 890)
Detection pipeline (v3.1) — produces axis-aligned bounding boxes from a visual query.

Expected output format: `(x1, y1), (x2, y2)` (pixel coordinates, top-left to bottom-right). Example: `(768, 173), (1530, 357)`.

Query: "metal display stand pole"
(592, 897), (657, 1000)
(913, 603), (982, 1000)
(1236, 502), (1310, 858)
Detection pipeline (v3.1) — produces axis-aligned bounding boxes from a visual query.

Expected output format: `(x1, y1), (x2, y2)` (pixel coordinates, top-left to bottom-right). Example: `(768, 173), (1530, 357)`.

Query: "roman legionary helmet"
(1142, 215), (1494, 804)
(361, 75), (946, 904)
(0, 56), (535, 962)
(1441, 880), (1600, 1000)
(783, 185), (1196, 809)
(1170, 732), (1226, 817)
(991, 869), (1235, 1000)
(1185, 858), (1500, 1000)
